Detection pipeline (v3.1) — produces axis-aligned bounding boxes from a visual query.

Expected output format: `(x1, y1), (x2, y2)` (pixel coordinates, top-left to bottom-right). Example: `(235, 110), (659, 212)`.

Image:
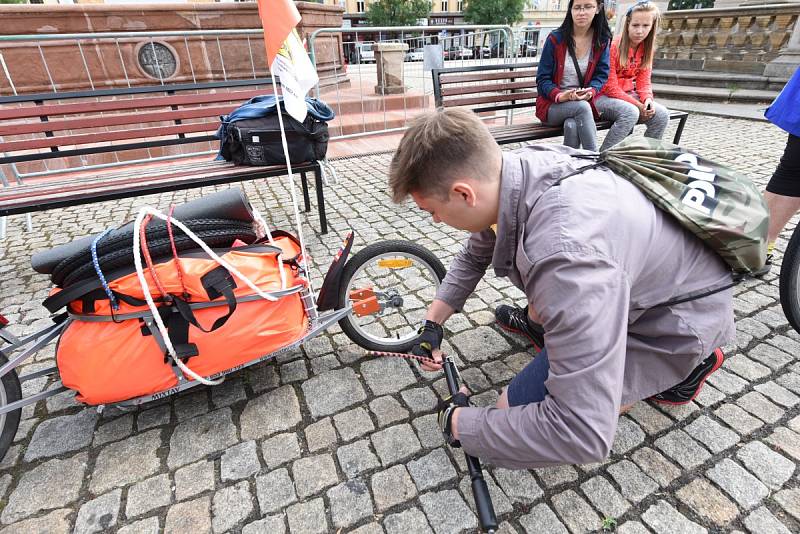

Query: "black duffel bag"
(218, 95), (335, 166)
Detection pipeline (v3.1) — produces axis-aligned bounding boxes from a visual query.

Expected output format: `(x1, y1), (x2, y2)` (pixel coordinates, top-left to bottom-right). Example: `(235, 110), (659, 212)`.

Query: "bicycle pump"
(443, 355), (498, 533)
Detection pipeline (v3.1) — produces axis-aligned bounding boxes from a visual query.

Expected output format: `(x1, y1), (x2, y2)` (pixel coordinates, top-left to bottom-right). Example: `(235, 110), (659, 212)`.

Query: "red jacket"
(599, 37), (654, 105)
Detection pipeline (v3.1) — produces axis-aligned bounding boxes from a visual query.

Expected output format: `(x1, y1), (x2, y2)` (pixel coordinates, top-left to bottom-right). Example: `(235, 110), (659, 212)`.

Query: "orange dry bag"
(49, 235), (308, 405)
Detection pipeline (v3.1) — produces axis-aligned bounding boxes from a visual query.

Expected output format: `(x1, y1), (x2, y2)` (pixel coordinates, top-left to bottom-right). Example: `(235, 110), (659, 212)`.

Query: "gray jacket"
(437, 145), (735, 469)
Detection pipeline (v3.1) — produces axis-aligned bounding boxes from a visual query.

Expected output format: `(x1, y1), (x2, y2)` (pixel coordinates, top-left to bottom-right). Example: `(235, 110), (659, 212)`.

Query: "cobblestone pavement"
(0, 116), (798, 534)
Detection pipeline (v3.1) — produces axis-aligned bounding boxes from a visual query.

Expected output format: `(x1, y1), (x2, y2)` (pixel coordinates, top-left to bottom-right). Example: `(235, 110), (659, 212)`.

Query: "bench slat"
(0, 89), (269, 121)
(441, 81), (536, 97)
(1, 121), (218, 152)
(442, 92), (537, 108)
(0, 104), (237, 136)
(439, 69), (537, 85)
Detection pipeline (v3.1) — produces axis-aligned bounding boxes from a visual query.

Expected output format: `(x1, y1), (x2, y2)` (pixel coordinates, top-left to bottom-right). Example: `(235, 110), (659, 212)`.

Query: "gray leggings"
(545, 100), (598, 152)
(595, 95), (670, 151)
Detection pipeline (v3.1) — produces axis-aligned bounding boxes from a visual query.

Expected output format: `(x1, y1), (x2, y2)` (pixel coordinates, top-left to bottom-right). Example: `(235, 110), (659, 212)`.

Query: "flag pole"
(267, 72), (316, 309)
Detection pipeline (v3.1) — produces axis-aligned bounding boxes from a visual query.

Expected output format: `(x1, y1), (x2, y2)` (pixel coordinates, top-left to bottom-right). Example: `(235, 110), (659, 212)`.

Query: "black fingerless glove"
(411, 320), (443, 359)
(436, 391), (471, 447)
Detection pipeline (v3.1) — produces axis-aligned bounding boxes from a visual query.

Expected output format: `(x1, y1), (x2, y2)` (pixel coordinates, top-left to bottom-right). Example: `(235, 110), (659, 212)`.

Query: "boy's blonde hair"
(619, 1), (660, 69)
(389, 108), (499, 203)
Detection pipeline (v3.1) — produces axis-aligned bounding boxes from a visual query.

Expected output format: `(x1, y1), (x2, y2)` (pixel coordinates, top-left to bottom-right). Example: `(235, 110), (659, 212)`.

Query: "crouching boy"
(391, 109), (733, 469)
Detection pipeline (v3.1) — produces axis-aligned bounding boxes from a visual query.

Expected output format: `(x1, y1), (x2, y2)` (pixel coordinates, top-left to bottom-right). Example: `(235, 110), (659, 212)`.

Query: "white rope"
(132, 208), (223, 386)
(131, 207), (292, 386)
(252, 208), (287, 290)
(267, 70), (316, 308)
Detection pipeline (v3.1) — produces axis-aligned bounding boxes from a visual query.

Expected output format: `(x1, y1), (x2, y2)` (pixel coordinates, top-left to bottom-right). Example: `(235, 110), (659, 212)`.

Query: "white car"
(456, 46), (473, 59)
(405, 48), (424, 62)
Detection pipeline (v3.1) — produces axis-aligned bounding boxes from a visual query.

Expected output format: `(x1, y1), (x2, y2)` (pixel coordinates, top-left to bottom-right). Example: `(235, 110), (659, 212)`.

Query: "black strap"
(164, 308), (199, 362)
(172, 266), (237, 333)
(567, 43), (586, 87)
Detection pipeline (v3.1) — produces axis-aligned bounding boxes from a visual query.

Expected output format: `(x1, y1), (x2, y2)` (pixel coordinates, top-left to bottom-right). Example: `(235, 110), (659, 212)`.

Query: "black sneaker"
(495, 305), (545, 352)
(649, 348), (725, 405)
(752, 254), (773, 278)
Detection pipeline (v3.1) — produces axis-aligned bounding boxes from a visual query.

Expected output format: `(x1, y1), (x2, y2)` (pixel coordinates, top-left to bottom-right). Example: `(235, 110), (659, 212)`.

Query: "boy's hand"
(411, 320), (444, 370)
(436, 390), (471, 447)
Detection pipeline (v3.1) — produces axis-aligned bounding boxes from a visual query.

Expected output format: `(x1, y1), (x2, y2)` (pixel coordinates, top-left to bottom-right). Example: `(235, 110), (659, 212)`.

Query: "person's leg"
(596, 96), (639, 151)
(649, 348), (726, 405)
(765, 134), (800, 245)
(573, 100), (598, 151)
(563, 118), (580, 149)
(643, 101), (670, 141)
(547, 101), (590, 149)
(502, 348), (550, 407)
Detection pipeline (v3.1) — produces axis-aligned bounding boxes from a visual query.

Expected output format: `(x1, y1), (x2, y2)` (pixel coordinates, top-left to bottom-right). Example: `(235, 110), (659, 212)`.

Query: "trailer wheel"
(0, 352), (21, 461)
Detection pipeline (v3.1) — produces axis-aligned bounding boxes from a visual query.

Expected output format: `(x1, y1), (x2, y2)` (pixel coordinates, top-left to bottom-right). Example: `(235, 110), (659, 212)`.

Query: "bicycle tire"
(0, 351), (21, 462)
(779, 223), (800, 334)
(59, 225), (257, 288)
(51, 218), (253, 286)
(337, 240), (446, 352)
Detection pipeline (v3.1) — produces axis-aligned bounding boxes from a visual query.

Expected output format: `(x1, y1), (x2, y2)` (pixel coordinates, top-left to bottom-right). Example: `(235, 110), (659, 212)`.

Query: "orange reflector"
(352, 296), (381, 317)
(349, 287), (375, 301)
(376, 258), (413, 269)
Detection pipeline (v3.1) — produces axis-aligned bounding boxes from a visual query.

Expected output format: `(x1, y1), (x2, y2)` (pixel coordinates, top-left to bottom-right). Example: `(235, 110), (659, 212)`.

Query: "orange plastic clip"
(349, 287), (380, 317)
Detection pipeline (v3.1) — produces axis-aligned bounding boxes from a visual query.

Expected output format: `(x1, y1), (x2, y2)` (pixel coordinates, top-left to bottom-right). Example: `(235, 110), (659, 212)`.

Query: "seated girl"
(535, 0), (612, 152)
(595, 1), (669, 151)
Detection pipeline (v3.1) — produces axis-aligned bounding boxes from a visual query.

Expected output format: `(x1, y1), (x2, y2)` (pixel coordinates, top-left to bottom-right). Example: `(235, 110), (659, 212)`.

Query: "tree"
(463, 0), (527, 26)
(366, 0), (432, 27)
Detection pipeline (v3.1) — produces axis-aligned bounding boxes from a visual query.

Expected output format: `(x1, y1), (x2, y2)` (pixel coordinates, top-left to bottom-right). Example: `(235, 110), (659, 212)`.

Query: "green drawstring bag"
(597, 136), (768, 275)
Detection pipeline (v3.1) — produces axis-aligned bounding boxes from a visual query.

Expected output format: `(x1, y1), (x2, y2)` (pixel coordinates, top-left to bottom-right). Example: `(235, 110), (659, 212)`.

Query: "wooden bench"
(432, 62), (688, 146)
(0, 78), (331, 236)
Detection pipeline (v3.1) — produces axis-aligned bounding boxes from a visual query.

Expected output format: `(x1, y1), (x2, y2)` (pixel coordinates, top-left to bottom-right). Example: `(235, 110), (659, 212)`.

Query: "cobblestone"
(261, 432), (302, 468)
(707, 458), (769, 510)
(302, 368), (367, 417)
(736, 441), (795, 490)
(774, 488), (800, 522)
(240, 385), (302, 440)
(766, 427), (800, 461)
(221, 440), (261, 481)
(211, 481), (253, 533)
(361, 357), (417, 395)
(334, 406), (376, 441)
(737, 392), (785, 423)
(371, 464), (418, 512)
(714, 403), (764, 435)
(255, 468), (297, 514)
(675, 479), (739, 526)
(493, 467), (543, 504)
(419, 489), (478, 534)
(551, 489), (601, 533)
(370, 395), (410, 426)
(292, 454), (339, 498)
(175, 460), (215, 501)
(328, 478), (374, 529)
(305, 417), (337, 451)
(287, 498), (327, 534)
(384, 508), (433, 534)
(518, 503), (568, 534)
(337, 439), (380, 478)
(371, 423), (423, 465)
(630, 448), (681, 487)
(73, 489), (121, 534)
(126, 474), (171, 517)
(164, 496), (211, 533)
(641, 500), (706, 534)
(24, 409), (98, 462)
(580, 475), (630, 518)
(654, 429), (711, 469)
(407, 448), (457, 491)
(683, 415), (740, 454)
(606, 460), (659, 503)
(743, 506), (793, 534)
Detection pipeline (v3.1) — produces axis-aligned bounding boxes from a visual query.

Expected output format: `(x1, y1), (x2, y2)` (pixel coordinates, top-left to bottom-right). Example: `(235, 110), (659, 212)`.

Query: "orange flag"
(257, 0), (301, 65)
(256, 0), (319, 123)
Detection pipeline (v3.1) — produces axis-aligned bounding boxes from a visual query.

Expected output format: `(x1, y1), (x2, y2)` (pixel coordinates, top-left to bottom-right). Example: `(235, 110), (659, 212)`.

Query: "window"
(457, 0), (464, 10)
(554, 0), (562, 9)
(357, 0), (365, 12)
(441, 1), (449, 12)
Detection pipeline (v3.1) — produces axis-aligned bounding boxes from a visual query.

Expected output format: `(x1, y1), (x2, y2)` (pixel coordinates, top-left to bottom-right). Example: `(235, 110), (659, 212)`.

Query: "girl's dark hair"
(558, 0), (612, 50)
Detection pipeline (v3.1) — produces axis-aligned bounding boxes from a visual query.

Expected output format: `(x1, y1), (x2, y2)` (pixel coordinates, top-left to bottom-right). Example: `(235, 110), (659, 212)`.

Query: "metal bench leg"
(673, 115), (688, 145)
(300, 172), (311, 213)
(314, 165), (328, 234)
(0, 217), (5, 240)
(25, 213), (32, 233)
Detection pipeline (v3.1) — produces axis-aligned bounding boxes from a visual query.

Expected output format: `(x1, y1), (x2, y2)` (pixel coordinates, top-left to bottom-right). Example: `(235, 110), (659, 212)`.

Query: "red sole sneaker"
(650, 348), (726, 406)
(495, 320), (544, 353)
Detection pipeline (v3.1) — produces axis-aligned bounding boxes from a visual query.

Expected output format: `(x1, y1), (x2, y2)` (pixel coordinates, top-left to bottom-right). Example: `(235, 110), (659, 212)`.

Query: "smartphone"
(645, 101), (653, 111)
(575, 87), (590, 95)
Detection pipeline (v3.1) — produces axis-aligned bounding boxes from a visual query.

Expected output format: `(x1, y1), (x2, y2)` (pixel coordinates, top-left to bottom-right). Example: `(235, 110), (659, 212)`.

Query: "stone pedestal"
(374, 43), (408, 95)
(764, 14), (800, 78)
